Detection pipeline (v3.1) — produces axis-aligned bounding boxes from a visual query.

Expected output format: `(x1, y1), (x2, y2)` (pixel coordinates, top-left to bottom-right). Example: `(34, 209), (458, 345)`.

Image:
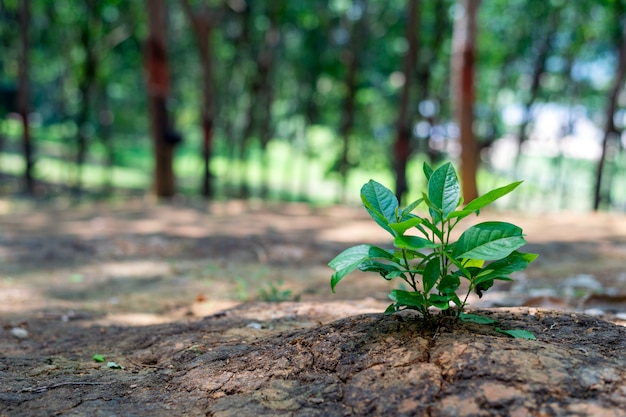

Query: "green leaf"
(389, 289), (425, 309)
(474, 278), (494, 298)
(420, 217), (444, 240)
(454, 222), (527, 260)
(397, 249), (428, 260)
(464, 181), (523, 212)
(359, 260), (405, 280)
(329, 244), (392, 291)
(437, 274), (460, 295)
(393, 235), (439, 251)
(447, 209), (477, 220)
(473, 251), (538, 285)
(460, 313), (498, 325)
(427, 162), (461, 221)
(428, 293), (452, 310)
(448, 182), (523, 222)
(421, 192), (439, 213)
(475, 268), (494, 278)
(400, 199), (424, 219)
(389, 217), (424, 235)
(384, 304), (399, 314)
(496, 328), (536, 340)
(449, 293), (463, 309)
(93, 354), (105, 363)
(329, 245), (393, 271)
(423, 162), (433, 181)
(464, 259), (485, 268)
(423, 258), (440, 293)
(329, 244), (368, 272)
(361, 180), (399, 236)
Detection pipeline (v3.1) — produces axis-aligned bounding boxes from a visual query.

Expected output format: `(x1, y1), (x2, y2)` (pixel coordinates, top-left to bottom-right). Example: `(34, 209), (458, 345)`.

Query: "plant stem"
(401, 248), (418, 291)
(437, 219), (449, 282)
(460, 285), (473, 314)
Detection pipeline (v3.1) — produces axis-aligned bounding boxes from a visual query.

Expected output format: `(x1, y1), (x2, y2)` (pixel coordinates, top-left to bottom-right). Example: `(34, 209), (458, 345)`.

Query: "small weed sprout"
(329, 162), (537, 329)
(258, 280), (297, 302)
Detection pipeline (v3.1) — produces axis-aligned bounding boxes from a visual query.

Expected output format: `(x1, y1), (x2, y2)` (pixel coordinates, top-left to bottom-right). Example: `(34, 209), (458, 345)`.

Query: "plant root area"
(1, 200), (626, 416)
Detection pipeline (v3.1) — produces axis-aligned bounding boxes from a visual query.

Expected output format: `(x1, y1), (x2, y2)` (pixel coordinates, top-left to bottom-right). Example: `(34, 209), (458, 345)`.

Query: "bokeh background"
(1, 0), (625, 212)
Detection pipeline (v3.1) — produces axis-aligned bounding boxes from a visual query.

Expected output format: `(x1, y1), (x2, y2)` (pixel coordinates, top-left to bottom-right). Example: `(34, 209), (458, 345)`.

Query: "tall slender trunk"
(291, 2), (330, 201)
(338, 47), (358, 203)
(74, 0), (98, 194)
(233, 2), (281, 199)
(180, 0), (216, 198)
(394, 0), (420, 204)
(338, 2), (367, 203)
(98, 81), (114, 194)
(451, 0), (480, 202)
(239, 77), (258, 198)
(237, 5), (270, 199)
(145, 0), (176, 198)
(416, 0), (447, 164)
(258, 1), (282, 200)
(594, 16), (626, 210)
(197, 23), (215, 199)
(18, 0), (34, 194)
(514, 8), (560, 172)
(225, 4), (251, 198)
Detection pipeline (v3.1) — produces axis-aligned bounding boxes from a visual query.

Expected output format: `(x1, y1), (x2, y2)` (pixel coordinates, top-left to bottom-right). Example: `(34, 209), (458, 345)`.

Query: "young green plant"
(329, 162), (537, 325)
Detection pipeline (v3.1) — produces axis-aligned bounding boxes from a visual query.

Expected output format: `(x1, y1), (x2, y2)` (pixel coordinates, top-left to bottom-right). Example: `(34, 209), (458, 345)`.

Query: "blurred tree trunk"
(237, 3), (258, 199)
(415, 0), (448, 165)
(237, 110), (254, 198)
(98, 81), (114, 194)
(258, 2), (283, 200)
(74, 0), (98, 194)
(222, 4), (250, 198)
(180, 0), (217, 198)
(514, 7), (560, 172)
(97, 23), (131, 195)
(594, 14), (626, 211)
(18, 0), (34, 194)
(451, 0), (480, 202)
(338, 1), (367, 204)
(296, 2), (329, 201)
(394, 0), (420, 204)
(235, 2), (281, 200)
(145, 0), (176, 198)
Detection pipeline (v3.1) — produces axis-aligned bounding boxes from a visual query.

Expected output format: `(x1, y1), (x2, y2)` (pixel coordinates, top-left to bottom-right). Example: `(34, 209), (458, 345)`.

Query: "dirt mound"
(1, 201), (626, 415)
(2, 303), (625, 417)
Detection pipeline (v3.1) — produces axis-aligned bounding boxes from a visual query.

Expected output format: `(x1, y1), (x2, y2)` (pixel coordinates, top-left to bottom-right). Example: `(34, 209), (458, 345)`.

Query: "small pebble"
(583, 308), (605, 316)
(527, 288), (559, 298)
(246, 322), (263, 330)
(10, 327), (29, 339)
(562, 274), (603, 293)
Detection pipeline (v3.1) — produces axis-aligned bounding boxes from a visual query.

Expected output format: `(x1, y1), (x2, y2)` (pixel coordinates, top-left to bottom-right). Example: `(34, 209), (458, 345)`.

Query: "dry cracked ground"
(1, 198), (626, 416)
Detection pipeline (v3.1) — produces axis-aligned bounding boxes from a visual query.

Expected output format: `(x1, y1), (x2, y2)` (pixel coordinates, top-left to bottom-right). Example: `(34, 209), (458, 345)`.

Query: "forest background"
(1, 0), (626, 212)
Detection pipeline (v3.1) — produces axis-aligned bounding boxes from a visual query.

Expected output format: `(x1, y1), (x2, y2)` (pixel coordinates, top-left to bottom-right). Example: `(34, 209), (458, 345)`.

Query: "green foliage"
(257, 280), (297, 302)
(495, 328), (536, 340)
(3, 1), (625, 208)
(329, 162), (537, 328)
(92, 354), (105, 363)
(460, 313), (536, 339)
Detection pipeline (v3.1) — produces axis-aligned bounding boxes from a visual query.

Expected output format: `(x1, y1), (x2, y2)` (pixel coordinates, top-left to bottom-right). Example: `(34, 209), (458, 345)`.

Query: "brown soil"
(1, 199), (626, 416)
